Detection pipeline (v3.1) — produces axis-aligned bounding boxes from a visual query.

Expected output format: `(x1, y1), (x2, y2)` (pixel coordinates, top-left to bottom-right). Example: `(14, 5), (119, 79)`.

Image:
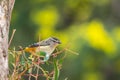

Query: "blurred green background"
(9, 0), (120, 80)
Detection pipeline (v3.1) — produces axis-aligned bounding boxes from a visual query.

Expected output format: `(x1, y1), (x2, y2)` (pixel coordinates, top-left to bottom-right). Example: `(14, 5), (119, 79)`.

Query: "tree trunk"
(0, 0), (15, 79)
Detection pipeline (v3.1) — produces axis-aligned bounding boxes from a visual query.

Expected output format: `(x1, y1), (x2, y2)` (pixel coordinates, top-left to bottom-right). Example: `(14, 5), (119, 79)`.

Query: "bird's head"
(46, 37), (61, 47)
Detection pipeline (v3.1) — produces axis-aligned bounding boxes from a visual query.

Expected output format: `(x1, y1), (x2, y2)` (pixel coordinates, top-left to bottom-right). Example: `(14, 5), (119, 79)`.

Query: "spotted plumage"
(29, 37), (61, 47)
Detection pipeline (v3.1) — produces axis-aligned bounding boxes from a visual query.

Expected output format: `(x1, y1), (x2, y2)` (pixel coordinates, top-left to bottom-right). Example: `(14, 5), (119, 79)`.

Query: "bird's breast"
(36, 46), (55, 55)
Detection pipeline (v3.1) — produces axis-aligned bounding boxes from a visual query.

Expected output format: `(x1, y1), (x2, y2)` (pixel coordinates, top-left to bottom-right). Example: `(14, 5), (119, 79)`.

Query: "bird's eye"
(53, 40), (56, 42)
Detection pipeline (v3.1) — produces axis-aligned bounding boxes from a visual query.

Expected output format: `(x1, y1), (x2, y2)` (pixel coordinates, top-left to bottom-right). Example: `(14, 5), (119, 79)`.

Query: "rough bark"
(0, 0), (15, 79)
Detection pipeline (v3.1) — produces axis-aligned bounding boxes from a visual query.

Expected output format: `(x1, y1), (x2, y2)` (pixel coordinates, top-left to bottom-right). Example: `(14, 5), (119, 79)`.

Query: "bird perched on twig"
(24, 37), (61, 61)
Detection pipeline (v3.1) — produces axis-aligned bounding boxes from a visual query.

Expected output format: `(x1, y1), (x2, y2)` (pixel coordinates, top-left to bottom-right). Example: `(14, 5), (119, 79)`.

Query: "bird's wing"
(29, 40), (50, 47)
(29, 43), (40, 47)
(38, 40), (50, 46)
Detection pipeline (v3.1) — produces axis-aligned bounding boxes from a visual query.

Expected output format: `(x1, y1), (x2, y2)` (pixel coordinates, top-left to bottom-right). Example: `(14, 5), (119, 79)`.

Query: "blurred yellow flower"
(31, 6), (59, 27)
(82, 72), (103, 80)
(85, 20), (116, 56)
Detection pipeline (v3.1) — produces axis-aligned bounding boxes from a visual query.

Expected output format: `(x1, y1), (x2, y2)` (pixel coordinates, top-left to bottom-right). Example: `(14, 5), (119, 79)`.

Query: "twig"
(65, 48), (79, 55)
(35, 58), (41, 80)
(24, 73), (44, 77)
(52, 45), (69, 57)
(8, 29), (16, 47)
(18, 64), (33, 78)
(33, 63), (49, 78)
(38, 34), (41, 42)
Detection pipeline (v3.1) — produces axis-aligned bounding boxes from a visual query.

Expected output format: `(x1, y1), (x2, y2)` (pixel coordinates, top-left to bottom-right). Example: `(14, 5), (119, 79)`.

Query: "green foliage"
(52, 59), (60, 80)
(8, 47), (66, 80)
(37, 51), (46, 56)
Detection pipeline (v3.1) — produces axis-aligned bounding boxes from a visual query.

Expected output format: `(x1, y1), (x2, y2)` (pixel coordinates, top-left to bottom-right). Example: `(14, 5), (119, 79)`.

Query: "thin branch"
(8, 29), (16, 47)
(65, 48), (79, 55)
(18, 64), (33, 78)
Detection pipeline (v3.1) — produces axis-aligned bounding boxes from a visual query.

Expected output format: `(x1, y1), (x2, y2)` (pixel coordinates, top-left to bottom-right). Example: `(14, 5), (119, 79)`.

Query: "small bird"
(24, 37), (61, 61)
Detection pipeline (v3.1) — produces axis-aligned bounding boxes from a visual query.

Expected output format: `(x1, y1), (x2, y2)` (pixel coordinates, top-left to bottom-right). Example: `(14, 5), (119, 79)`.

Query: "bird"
(24, 37), (61, 61)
